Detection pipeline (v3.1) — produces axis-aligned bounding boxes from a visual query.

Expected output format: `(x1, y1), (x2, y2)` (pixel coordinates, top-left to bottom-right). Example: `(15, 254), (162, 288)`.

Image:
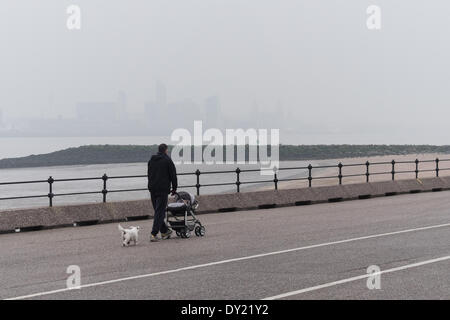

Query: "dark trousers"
(151, 192), (169, 236)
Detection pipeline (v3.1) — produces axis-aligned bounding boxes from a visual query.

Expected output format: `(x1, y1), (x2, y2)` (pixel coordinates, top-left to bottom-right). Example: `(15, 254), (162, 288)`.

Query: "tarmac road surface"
(1, 190), (450, 300)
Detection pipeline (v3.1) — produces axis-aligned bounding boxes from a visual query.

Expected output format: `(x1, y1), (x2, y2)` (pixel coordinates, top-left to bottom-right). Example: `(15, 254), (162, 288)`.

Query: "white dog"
(118, 224), (140, 247)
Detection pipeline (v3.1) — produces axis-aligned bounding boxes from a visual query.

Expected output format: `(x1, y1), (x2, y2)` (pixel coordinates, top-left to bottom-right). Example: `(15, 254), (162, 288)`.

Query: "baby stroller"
(166, 191), (205, 238)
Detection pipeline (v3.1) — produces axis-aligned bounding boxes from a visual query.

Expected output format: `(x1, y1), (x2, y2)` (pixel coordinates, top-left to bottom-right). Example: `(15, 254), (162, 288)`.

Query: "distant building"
(71, 91), (137, 135)
(76, 91), (127, 123)
(145, 101), (167, 133)
(117, 91), (127, 112)
(251, 101), (261, 128)
(155, 81), (167, 107)
(167, 99), (201, 129)
(1, 91), (155, 137)
(76, 102), (118, 122)
(204, 95), (220, 128)
(145, 81), (170, 134)
(145, 82), (205, 134)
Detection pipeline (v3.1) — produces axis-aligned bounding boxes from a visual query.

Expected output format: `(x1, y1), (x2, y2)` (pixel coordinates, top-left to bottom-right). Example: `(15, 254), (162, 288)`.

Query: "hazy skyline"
(1, 1), (450, 143)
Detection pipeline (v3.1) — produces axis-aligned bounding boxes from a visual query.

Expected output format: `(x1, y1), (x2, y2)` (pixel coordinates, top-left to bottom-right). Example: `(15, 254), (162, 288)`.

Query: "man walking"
(148, 143), (177, 242)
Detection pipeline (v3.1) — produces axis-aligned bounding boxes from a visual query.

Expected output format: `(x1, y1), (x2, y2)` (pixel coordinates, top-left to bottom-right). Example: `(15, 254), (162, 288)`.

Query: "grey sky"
(0, 1), (449, 143)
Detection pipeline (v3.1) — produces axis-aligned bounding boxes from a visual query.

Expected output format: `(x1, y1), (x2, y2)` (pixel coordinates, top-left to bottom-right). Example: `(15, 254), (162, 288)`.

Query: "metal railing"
(1, 157), (450, 208)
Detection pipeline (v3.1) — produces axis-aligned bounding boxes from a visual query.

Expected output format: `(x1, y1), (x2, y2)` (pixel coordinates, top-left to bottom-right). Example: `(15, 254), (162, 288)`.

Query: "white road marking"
(262, 254), (450, 300)
(5, 221), (450, 300)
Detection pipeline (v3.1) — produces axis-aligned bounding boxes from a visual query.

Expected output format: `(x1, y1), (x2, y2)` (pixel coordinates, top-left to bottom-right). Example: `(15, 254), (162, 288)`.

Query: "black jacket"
(147, 152), (178, 195)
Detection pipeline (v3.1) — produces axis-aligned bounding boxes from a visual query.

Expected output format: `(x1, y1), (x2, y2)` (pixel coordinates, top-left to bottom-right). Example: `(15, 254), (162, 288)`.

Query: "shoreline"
(1, 152), (449, 173)
(2, 144), (450, 170)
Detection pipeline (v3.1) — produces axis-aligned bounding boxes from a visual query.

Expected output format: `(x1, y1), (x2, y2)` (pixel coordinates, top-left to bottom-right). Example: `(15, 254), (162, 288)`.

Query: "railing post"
(436, 158), (440, 177)
(47, 176), (54, 207)
(195, 169), (201, 196)
(366, 161), (370, 183)
(308, 164), (313, 187)
(102, 174), (108, 203)
(235, 168), (241, 193)
(415, 159), (419, 179)
(391, 160), (396, 181)
(338, 162), (343, 185)
(273, 166), (278, 190)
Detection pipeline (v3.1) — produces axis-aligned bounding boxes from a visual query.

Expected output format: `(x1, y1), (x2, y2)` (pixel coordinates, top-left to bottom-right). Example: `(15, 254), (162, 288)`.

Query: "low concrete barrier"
(0, 202), (154, 234)
(107, 200), (154, 221)
(341, 183), (374, 199)
(415, 177), (450, 194)
(1, 177), (449, 234)
(396, 179), (426, 193)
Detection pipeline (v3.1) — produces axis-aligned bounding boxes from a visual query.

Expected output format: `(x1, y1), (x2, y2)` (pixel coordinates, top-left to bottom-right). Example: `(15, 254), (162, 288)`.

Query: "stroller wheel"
(184, 229), (191, 238)
(176, 230), (181, 237)
(195, 225), (204, 237)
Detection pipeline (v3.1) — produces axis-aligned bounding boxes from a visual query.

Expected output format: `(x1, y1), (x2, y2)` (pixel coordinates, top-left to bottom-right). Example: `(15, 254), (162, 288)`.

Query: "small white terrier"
(118, 224), (140, 247)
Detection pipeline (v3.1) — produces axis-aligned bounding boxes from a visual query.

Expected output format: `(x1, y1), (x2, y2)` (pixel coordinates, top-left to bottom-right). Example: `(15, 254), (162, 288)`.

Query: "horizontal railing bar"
(316, 164), (339, 169)
(108, 175), (146, 179)
(199, 170), (239, 175)
(312, 175), (339, 180)
(277, 166), (309, 171)
(109, 173), (195, 179)
(365, 172), (390, 176)
(198, 182), (236, 187)
(341, 173), (367, 178)
(108, 188), (148, 193)
(392, 160), (415, 164)
(177, 185), (197, 189)
(277, 177), (309, 182)
(0, 180), (47, 185)
(240, 180), (274, 185)
(201, 168), (260, 174)
(0, 160), (447, 184)
(369, 161), (396, 165)
(0, 195), (48, 200)
(341, 163), (366, 167)
(54, 177), (102, 182)
(239, 168), (266, 173)
(54, 191), (102, 197)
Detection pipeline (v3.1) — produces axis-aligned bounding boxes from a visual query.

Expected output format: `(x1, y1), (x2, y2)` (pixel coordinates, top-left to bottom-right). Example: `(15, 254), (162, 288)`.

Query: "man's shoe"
(150, 234), (160, 242)
(161, 229), (173, 240)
